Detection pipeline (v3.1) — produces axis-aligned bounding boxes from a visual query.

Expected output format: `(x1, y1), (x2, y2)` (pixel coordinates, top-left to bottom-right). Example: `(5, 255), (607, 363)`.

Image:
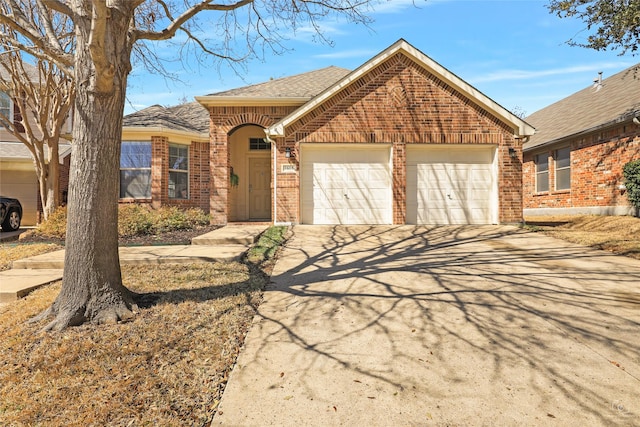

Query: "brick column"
(210, 128), (228, 225)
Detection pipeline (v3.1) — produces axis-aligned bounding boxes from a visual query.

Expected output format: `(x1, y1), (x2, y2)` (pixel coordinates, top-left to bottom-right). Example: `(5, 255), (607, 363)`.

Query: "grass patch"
(524, 215), (640, 259)
(0, 225), (292, 425)
(0, 242), (63, 271)
(246, 226), (289, 267)
(0, 262), (265, 426)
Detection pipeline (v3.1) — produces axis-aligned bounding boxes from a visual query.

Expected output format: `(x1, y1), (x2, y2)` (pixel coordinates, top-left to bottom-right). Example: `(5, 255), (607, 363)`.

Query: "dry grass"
(0, 262), (265, 426)
(0, 226), (288, 425)
(524, 215), (640, 259)
(0, 242), (63, 271)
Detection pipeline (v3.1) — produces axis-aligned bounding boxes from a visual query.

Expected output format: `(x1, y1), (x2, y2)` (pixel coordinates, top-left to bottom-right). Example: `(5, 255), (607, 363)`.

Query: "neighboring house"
(123, 39), (534, 225)
(523, 64), (640, 216)
(0, 140), (71, 225)
(0, 64), (71, 225)
(121, 102), (210, 211)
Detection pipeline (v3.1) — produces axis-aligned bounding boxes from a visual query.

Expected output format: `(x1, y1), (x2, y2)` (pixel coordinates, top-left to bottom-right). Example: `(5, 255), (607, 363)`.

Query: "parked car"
(0, 196), (22, 231)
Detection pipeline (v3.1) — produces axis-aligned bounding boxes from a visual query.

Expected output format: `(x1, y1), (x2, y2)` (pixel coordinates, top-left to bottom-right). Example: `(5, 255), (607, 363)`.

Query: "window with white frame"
(555, 147), (571, 191)
(120, 141), (151, 198)
(0, 92), (12, 125)
(169, 144), (189, 199)
(535, 153), (549, 193)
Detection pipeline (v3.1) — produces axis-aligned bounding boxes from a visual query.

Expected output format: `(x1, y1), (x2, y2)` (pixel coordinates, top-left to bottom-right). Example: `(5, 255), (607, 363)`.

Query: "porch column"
(210, 128), (228, 225)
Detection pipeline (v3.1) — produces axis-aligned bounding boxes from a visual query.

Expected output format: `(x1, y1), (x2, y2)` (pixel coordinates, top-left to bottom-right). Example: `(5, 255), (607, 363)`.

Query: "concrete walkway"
(214, 225), (640, 426)
(0, 225), (268, 303)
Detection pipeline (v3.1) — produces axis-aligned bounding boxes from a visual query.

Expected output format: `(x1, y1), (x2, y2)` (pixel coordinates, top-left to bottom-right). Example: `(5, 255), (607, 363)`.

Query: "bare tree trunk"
(34, 4), (136, 330)
(42, 143), (60, 220)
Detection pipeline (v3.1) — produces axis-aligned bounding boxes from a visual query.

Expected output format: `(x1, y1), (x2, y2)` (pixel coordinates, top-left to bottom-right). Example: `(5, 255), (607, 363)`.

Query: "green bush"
(36, 204), (211, 238)
(623, 159), (640, 216)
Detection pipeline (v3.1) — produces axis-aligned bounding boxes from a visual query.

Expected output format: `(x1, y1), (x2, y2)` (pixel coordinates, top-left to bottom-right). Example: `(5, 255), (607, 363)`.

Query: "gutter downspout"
(265, 130), (277, 226)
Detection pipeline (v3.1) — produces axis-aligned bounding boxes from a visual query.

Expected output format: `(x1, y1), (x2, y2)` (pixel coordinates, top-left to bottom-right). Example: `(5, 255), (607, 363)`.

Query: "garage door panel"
(301, 145), (392, 225)
(407, 145), (496, 225)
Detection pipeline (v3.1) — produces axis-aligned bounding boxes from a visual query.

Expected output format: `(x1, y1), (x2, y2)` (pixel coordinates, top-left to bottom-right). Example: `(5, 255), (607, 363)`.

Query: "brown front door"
(249, 157), (271, 220)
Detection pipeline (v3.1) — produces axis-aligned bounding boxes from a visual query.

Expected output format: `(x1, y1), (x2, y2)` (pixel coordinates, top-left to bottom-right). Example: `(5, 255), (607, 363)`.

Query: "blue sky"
(124, 0), (637, 117)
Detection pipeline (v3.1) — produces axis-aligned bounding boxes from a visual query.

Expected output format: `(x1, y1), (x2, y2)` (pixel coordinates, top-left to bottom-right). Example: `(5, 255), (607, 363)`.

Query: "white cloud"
(312, 49), (377, 59)
(470, 62), (633, 84)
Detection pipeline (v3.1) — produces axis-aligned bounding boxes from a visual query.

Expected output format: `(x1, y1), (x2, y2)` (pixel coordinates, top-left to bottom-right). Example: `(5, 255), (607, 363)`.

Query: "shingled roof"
(123, 101), (209, 134)
(206, 66), (351, 99)
(524, 64), (640, 151)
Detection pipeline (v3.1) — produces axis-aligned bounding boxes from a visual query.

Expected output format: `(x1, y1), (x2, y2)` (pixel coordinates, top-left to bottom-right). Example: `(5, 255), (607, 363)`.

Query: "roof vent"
(592, 72), (603, 92)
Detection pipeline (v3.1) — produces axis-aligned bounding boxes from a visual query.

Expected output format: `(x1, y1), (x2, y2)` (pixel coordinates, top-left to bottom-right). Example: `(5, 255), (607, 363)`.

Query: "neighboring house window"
(535, 153), (549, 193)
(169, 144), (189, 199)
(249, 137), (270, 150)
(555, 147), (571, 191)
(120, 141), (151, 198)
(0, 92), (12, 125)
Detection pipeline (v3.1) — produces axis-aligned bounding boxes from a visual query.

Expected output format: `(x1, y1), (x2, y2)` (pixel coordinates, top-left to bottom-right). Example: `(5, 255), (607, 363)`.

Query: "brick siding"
(277, 53), (522, 224)
(523, 125), (640, 210)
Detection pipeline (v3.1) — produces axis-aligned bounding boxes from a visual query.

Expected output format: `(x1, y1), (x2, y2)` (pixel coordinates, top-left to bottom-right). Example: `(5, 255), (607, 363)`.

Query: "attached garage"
(406, 145), (498, 225)
(301, 144), (392, 225)
(0, 160), (38, 226)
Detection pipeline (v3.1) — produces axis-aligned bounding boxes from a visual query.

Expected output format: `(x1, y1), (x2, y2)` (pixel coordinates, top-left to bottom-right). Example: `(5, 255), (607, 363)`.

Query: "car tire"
(1, 208), (21, 231)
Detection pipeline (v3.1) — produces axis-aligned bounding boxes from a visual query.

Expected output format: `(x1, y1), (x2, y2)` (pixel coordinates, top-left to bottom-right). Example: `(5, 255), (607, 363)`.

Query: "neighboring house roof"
(524, 64), (640, 151)
(123, 102), (209, 134)
(0, 141), (70, 162)
(267, 39), (535, 138)
(196, 66), (351, 106)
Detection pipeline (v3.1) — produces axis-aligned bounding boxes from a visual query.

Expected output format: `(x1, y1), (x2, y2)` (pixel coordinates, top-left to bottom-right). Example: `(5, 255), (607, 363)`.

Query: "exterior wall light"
(285, 147), (292, 158)
(508, 147), (517, 159)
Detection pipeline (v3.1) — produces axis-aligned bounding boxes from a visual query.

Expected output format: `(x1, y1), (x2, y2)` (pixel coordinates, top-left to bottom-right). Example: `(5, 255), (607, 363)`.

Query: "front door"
(249, 157), (271, 220)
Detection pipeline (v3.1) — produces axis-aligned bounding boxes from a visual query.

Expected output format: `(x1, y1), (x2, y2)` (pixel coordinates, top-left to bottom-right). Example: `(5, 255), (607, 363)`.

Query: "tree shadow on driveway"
(216, 225), (640, 426)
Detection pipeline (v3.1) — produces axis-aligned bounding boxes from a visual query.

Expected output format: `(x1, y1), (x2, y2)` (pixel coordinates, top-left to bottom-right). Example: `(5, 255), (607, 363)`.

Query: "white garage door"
(301, 144), (392, 225)
(406, 145), (497, 225)
(0, 164), (38, 226)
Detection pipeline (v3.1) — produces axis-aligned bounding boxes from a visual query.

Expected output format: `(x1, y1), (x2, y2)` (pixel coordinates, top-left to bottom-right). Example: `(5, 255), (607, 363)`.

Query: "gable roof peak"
(268, 39), (534, 137)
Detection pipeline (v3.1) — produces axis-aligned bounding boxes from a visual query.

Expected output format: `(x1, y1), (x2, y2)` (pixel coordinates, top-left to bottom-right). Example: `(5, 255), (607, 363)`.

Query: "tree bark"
(36, 2), (136, 331)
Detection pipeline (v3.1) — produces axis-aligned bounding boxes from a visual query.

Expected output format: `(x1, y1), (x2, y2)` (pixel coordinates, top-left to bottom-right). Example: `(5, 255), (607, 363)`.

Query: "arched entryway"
(228, 124), (272, 221)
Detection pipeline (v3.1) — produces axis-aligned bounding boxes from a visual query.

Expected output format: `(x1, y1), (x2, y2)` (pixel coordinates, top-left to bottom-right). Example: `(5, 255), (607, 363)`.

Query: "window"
(555, 147), (571, 191)
(120, 142), (152, 198)
(0, 92), (12, 124)
(535, 153), (549, 193)
(249, 137), (270, 150)
(169, 144), (189, 199)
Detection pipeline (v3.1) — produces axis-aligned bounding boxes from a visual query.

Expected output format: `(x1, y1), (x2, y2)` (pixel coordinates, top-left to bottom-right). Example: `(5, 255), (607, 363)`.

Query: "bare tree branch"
(133, 0), (253, 42)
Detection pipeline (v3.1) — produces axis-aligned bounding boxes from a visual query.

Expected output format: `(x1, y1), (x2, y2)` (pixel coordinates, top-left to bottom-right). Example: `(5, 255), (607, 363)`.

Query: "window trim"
(554, 146), (571, 191)
(169, 143), (189, 200)
(119, 141), (152, 199)
(0, 92), (13, 124)
(535, 152), (549, 193)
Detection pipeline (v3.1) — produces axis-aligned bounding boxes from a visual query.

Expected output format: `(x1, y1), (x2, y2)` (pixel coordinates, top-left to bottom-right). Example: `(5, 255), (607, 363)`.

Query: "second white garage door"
(406, 145), (497, 225)
(301, 144), (392, 225)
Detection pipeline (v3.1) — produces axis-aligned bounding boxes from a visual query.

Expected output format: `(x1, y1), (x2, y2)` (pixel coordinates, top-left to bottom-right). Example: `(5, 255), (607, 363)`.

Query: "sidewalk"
(0, 225), (268, 304)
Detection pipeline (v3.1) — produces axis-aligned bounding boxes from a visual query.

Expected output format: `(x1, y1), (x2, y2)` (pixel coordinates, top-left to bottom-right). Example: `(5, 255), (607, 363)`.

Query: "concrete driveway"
(215, 225), (640, 426)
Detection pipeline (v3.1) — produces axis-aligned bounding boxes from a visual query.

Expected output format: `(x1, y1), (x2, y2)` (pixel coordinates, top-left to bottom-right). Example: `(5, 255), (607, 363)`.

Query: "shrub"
(36, 206), (67, 238)
(623, 159), (640, 216)
(118, 204), (154, 237)
(35, 204), (211, 238)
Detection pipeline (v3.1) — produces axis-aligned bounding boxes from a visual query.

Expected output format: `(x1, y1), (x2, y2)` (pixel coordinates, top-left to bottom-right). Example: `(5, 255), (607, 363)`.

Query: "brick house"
(1, 63), (72, 225)
(523, 64), (640, 217)
(124, 39), (535, 225)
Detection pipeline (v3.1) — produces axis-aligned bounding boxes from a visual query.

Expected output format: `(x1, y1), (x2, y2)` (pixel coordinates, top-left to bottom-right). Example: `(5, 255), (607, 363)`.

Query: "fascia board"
(195, 96), (310, 107)
(122, 127), (208, 144)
